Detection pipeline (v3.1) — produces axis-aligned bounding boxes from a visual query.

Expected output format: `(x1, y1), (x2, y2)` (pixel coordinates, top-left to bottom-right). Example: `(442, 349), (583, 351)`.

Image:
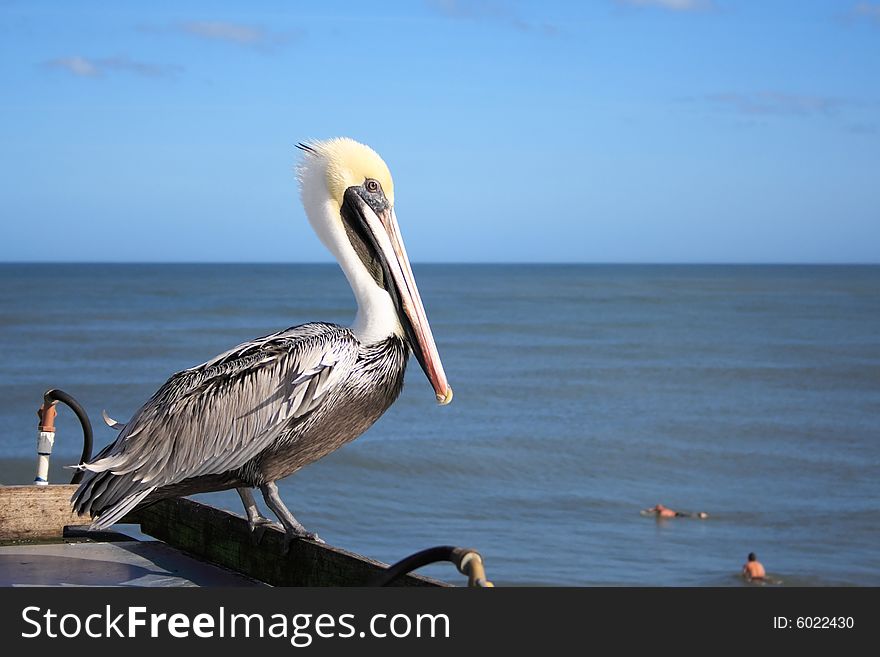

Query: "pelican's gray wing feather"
(72, 322), (357, 527)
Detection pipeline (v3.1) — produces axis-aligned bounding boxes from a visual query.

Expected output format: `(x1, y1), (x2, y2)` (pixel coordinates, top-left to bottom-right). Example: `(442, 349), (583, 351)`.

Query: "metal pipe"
(34, 402), (57, 485)
(371, 545), (494, 587)
(36, 389), (93, 485)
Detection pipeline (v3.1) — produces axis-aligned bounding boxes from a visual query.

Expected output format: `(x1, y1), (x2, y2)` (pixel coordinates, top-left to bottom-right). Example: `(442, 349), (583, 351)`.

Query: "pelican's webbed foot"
(258, 481), (324, 553)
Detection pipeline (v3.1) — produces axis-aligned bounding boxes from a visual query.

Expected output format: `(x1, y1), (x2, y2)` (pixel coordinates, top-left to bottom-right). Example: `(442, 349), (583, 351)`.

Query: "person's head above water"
(748, 552), (757, 562)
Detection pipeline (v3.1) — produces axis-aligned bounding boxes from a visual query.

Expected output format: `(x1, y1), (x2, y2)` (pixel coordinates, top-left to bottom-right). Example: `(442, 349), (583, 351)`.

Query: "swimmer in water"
(743, 552), (766, 580)
(651, 503), (677, 518)
(643, 504), (708, 519)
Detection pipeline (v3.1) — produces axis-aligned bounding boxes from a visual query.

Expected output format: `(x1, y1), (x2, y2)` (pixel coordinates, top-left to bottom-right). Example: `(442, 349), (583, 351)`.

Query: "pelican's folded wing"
(72, 322), (358, 527)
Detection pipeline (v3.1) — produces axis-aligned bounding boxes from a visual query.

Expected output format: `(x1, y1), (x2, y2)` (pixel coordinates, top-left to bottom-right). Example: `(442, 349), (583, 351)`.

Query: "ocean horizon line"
(1, 261), (879, 267)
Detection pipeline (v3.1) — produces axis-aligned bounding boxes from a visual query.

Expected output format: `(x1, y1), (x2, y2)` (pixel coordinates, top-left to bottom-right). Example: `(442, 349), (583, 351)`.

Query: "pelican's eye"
(365, 179), (381, 194)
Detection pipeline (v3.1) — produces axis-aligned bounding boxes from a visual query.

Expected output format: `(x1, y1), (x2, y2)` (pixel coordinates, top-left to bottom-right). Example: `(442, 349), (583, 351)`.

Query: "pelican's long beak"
(381, 207), (453, 405)
(341, 189), (453, 405)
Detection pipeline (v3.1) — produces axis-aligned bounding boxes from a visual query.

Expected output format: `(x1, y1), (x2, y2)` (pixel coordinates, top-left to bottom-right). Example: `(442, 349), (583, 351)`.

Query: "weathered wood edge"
(123, 497), (448, 587)
(0, 485), (447, 586)
(0, 484), (83, 540)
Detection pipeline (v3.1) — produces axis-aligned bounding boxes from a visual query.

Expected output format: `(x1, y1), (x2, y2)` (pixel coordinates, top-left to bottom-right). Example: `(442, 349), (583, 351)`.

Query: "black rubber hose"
(371, 545), (470, 587)
(43, 389), (93, 484)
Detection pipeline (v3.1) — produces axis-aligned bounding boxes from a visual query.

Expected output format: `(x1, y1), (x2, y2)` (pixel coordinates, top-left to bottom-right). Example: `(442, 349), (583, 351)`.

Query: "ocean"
(0, 264), (878, 586)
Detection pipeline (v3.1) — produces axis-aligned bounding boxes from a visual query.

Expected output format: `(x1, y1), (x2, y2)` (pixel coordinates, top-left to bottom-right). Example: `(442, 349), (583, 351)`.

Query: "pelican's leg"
(259, 481), (322, 552)
(236, 487), (278, 544)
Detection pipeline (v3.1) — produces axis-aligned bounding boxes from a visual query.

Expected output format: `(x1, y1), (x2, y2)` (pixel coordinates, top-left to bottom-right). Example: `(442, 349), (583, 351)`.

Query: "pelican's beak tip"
(436, 386), (454, 406)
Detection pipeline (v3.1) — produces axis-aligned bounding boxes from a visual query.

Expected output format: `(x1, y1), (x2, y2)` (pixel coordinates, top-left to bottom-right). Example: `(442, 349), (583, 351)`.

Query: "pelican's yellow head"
(296, 136), (452, 406)
(299, 137), (394, 209)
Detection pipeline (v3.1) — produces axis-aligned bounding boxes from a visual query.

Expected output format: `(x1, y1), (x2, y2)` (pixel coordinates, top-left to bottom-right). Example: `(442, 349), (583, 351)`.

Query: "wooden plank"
(0, 485), (87, 541)
(0, 485), (447, 586)
(125, 498), (446, 587)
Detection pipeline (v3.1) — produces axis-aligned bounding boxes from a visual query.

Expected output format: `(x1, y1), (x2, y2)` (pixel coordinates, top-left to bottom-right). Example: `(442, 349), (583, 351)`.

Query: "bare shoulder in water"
(641, 504), (709, 519)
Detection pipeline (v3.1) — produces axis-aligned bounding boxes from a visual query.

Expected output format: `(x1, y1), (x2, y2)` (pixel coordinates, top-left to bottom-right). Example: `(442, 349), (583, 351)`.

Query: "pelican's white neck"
(299, 164), (401, 345)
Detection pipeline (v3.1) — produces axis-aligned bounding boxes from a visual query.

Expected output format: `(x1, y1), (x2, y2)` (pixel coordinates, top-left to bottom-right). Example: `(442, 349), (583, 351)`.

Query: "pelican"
(71, 138), (453, 547)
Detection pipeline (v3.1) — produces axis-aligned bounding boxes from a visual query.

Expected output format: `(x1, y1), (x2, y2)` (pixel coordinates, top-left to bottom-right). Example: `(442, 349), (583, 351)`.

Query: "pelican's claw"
(280, 529), (323, 555)
(247, 516), (280, 546)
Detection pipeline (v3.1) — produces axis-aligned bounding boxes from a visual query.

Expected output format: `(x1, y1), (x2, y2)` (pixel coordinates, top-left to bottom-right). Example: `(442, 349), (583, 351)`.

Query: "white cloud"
(707, 92), (844, 117)
(46, 56), (99, 77)
(45, 55), (180, 79)
(427, 0), (560, 36)
(176, 21), (300, 50)
(617, 0), (712, 11)
(853, 2), (880, 21)
(180, 21), (264, 45)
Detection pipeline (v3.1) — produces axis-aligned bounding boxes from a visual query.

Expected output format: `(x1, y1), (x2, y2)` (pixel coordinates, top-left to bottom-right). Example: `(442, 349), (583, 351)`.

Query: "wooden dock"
(0, 485), (444, 587)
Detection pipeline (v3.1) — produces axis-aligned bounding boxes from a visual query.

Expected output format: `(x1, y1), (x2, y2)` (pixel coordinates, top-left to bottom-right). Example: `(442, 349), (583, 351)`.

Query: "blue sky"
(1, 0), (878, 263)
